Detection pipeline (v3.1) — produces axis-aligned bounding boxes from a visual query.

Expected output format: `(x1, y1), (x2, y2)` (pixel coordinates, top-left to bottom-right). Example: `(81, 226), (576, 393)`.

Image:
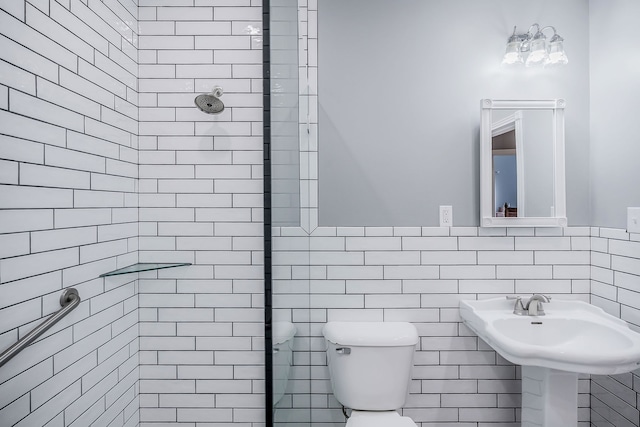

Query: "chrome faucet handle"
(509, 296), (528, 316)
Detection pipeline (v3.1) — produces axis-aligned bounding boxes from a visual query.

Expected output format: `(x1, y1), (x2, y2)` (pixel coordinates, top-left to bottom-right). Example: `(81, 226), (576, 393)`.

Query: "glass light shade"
(502, 41), (524, 66)
(525, 37), (548, 67)
(546, 39), (568, 67)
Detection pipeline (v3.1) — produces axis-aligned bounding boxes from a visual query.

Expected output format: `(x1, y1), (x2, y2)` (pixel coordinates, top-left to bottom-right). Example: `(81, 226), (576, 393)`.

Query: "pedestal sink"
(460, 297), (640, 427)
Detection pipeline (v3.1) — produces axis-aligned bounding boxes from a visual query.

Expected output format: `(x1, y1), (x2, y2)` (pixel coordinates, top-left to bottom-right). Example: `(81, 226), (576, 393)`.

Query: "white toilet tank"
(322, 322), (419, 411)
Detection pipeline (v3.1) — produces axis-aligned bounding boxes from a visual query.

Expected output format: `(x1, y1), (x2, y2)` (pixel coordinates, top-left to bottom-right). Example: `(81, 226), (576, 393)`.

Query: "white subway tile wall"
(137, 1), (265, 426)
(590, 228), (640, 427)
(0, 1), (139, 427)
(273, 226), (598, 426)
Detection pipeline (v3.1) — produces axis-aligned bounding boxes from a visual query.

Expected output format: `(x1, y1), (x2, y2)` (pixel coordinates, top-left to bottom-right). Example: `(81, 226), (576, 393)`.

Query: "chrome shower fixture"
(502, 24), (568, 68)
(195, 86), (225, 114)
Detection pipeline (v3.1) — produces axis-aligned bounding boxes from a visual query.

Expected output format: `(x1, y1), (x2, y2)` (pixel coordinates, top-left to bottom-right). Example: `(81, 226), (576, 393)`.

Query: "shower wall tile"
(0, 1), (139, 426)
(137, 1), (264, 426)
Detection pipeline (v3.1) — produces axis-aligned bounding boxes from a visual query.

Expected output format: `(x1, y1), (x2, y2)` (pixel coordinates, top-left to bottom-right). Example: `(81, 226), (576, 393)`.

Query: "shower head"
(195, 86), (224, 114)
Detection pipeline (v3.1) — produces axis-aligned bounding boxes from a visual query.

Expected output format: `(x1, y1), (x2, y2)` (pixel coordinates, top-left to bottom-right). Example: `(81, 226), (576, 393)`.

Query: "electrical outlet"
(628, 207), (640, 233)
(440, 205), (453, 227)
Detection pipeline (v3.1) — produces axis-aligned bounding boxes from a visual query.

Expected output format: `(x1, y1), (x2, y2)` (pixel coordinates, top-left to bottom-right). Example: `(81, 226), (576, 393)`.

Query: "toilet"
(322, 321), (419, 427)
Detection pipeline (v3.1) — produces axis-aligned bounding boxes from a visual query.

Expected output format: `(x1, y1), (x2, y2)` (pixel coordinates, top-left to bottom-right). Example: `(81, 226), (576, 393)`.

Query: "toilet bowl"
(322, 322), (419, 427)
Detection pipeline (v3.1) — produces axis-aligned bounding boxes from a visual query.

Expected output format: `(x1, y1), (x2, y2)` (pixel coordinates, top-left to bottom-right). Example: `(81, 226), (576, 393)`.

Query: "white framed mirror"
(480, 99), (567, 227)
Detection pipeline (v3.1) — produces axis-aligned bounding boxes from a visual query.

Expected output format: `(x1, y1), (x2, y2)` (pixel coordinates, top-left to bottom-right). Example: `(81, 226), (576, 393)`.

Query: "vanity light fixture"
(501, 24), (568, 68)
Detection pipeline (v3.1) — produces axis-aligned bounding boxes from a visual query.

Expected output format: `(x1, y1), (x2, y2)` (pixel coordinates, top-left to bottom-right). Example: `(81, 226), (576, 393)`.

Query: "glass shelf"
(100, 263), (192, 277)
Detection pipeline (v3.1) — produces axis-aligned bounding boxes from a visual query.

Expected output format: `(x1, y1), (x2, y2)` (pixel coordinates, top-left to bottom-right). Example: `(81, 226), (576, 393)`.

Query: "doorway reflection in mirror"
(491, 111), (523, 217)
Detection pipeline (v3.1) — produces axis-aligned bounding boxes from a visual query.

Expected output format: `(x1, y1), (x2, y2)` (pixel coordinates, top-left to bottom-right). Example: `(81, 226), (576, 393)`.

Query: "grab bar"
(0, 288), (80, 368)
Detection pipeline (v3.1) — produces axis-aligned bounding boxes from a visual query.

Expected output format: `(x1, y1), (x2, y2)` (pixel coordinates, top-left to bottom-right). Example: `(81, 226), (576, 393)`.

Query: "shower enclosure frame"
(263, 1), (274, 425)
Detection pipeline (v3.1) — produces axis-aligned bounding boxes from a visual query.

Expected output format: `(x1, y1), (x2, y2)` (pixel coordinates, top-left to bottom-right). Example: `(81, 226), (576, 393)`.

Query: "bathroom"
(0, 0), (639, 426)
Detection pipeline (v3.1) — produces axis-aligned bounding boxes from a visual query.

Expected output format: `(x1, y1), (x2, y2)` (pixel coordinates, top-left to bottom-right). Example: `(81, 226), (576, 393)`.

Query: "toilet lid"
(345, 411), (417, 427)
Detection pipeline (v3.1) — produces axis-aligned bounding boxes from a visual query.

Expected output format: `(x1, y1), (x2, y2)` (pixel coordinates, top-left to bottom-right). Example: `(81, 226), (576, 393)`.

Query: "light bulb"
(546, 38), (568, 67)
(502, 41), (524, 66)
(525, 37), (548, 67)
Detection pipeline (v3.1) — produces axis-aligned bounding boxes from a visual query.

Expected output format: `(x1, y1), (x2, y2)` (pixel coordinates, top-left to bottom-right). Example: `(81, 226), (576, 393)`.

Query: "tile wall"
(272, 225), (640, 427)
(0, 0), (140, 426)
(136, 1), (266, 426)
(591, 228), (640, 427)
(273, 226), (596, 426)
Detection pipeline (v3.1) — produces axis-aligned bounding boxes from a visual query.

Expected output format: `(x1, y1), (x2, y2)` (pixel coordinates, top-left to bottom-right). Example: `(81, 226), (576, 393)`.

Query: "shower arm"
(211, 86), (223, 97)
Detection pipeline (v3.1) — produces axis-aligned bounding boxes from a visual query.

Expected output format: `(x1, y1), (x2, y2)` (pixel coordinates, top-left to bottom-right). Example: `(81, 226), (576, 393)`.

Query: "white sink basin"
(460, 297), (640, 375)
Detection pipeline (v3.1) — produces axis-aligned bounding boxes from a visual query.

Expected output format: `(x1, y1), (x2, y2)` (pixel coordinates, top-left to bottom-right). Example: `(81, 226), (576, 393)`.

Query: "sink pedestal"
(521, 366), (578, 427)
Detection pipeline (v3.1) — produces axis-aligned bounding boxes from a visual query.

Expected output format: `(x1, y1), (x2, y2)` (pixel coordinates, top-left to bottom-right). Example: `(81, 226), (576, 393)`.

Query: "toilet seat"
(345, 410), (417, 427)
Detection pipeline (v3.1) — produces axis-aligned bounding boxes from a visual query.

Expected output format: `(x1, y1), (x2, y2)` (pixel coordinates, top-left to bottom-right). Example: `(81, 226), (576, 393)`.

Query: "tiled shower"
(0, 0), (264, 425)
(0, 1), (639, 427)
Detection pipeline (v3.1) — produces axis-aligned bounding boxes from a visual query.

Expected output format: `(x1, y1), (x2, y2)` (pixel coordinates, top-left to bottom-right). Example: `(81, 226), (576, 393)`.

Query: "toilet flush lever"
(336, 347), (351, 355)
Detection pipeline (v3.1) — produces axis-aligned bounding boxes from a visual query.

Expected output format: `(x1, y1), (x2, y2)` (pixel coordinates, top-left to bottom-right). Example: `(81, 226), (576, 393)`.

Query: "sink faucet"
(508, 294), (551, 316)
(526, 294), (550, 316)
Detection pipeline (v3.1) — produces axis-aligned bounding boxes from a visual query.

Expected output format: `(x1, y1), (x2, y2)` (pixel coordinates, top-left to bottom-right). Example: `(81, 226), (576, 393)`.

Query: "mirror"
(480, 99), (567, 227)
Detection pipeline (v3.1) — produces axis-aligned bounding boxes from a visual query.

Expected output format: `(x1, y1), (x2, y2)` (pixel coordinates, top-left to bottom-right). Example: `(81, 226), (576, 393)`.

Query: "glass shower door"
(268, 0), (311, 425)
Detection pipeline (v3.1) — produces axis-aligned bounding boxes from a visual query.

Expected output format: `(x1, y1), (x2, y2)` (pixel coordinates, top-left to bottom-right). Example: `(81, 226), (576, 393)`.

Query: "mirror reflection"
(480, 100), (567, 228)
(491, 109), (555, 218)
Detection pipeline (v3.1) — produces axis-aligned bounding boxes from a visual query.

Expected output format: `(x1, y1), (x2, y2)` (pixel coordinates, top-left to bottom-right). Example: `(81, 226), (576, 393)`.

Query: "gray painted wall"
(318, 0), (590, 226)
(589, 0), (640, 228)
